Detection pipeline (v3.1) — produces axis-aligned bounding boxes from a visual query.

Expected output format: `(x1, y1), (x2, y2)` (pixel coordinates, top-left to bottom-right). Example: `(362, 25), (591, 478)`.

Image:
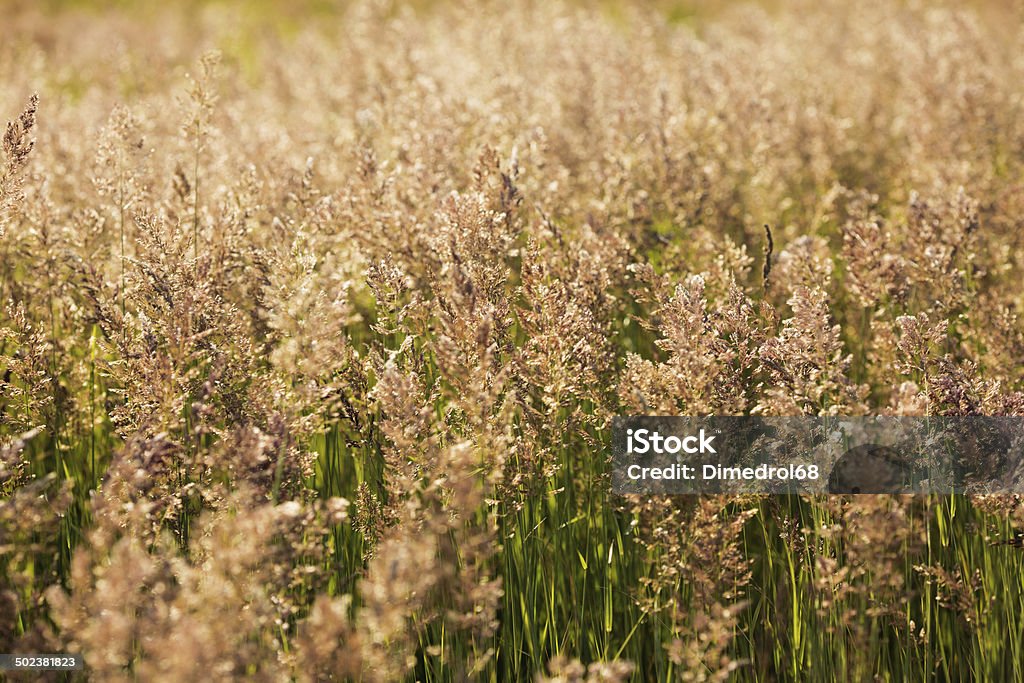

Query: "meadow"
(3, 0), (1024, 680)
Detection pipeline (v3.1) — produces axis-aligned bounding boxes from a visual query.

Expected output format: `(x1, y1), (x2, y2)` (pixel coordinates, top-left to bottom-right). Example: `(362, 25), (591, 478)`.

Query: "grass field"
(3, 0), (1024, 680)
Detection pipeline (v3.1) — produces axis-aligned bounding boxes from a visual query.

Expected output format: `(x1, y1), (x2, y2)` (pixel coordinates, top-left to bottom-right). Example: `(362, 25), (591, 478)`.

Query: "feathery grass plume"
(629, 496), (756, 679)
(92, 105), (151, 332)
(180, 50), (221, 265)
(757, 284), (869, 416)
(48, 490), (344, 681)
(517, 218), (631, 417)
(841, 198), (909, 308)
(536, 655), (635, 683)
(0, 94), (38, 236)
(366, 333), (507, 677)
(620, 273), (756, 415)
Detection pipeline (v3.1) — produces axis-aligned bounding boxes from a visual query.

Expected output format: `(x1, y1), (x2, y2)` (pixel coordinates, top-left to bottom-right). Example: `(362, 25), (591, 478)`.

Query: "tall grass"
(3, 0), (1024, 680)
